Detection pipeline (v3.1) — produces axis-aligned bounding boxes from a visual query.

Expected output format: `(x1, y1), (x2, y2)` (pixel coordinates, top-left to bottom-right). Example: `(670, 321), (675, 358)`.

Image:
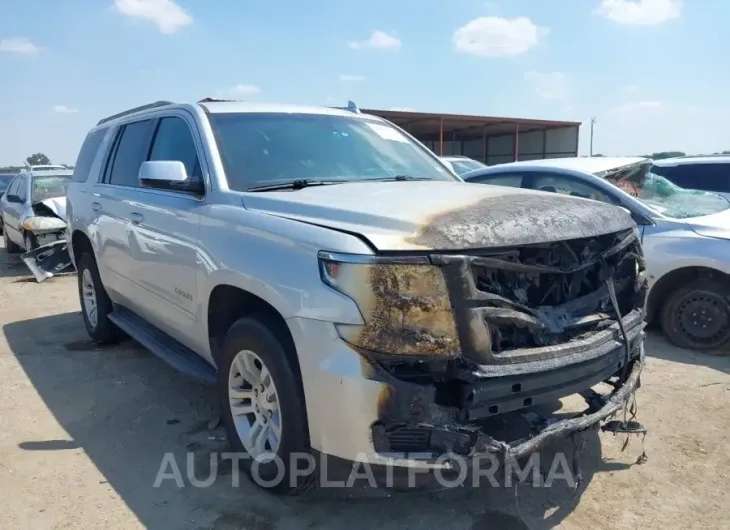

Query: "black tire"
(218, 315), (314, 494)
(660, 278), (730, 353)
(3, 228), (21, 254)
(76, 252), (121, 344)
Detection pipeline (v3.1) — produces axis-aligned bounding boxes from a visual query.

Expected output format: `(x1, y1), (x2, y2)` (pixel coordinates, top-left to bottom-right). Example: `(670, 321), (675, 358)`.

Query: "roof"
(26, 169), (73, 177)
(199, 101), (371, 119)
(496, 157), (649, 174)
(96, 100), (376, 127)
(653, 155), (730, 166)
(363, 108), (581, 138)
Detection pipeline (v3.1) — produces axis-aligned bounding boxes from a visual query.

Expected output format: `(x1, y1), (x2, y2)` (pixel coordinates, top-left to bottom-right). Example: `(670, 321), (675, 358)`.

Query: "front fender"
(197, 204), (371, 333)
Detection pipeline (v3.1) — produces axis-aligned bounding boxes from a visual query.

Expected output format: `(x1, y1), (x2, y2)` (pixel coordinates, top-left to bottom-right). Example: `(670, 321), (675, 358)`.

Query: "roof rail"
(97, 100), (175, 126)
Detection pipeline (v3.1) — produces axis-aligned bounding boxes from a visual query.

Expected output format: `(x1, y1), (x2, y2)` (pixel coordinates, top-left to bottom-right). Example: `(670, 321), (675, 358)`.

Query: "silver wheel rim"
(81, 269), (98, 328)
(228, 349), (282, 461)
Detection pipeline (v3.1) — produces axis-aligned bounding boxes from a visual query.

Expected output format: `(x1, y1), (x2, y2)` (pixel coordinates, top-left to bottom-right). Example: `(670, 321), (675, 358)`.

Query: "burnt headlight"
(318, 252), (460, 358)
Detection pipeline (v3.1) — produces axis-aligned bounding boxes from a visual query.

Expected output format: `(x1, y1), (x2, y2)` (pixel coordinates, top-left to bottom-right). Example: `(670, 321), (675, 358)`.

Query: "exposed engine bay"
(358, 227), (647, 461)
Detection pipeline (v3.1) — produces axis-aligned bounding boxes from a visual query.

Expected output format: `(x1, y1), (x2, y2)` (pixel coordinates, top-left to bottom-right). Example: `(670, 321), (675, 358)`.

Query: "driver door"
(3, 176), (27, 246)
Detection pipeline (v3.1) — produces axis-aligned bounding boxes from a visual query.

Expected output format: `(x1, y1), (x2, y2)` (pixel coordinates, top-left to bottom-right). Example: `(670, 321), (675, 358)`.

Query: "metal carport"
(364, 109), (581, 166)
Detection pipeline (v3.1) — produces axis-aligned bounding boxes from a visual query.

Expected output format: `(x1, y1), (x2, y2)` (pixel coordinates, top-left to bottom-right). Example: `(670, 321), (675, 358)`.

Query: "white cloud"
(453, 16), (547, 57)
(595, 0), (682, 25)
(115, 0), (192, 34)
(217, 84), (261, 99)
(339, 74), (366, 82)
(53, 105), (79, 114)
(0, 37), (40, 54)
(348, 30), (401, 50)
(524, 71), (570, 102)
(622, 84), (640, 93)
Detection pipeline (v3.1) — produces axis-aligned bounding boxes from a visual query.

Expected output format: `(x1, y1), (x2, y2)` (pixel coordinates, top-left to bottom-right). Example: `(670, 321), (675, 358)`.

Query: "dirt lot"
(1, 241), (728, 530)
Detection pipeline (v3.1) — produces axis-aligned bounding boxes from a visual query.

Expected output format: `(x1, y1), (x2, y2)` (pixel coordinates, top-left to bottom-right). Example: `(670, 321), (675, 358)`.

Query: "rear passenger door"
(127, 114), (206, 352)
(94, 119), (157, 311)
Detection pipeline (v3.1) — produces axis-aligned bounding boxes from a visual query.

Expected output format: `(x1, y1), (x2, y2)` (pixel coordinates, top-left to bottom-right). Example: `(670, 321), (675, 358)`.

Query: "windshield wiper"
(362, 175), (432, 182)
(247, 179), (347, 192)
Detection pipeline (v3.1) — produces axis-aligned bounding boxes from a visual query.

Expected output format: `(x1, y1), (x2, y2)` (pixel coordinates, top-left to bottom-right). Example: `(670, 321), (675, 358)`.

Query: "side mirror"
(6, 194), (21, 203)
(139, 161), (204, 195)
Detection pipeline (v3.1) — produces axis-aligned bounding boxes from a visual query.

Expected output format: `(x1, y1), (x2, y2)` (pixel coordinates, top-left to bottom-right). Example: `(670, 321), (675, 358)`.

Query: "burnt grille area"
(432, 228), (646, 363)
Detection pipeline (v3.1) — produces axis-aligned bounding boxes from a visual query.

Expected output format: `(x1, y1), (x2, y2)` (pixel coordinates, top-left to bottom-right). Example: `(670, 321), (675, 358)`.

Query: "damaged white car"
(1, 167), (73, 280)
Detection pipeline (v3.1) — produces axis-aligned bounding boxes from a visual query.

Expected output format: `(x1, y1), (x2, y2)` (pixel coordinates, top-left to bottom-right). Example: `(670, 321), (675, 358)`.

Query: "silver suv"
(66, 99), (647, 493)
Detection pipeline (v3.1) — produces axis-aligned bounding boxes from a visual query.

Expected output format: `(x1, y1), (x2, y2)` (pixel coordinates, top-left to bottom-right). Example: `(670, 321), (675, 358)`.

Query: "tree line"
(0, 153), (74, 173)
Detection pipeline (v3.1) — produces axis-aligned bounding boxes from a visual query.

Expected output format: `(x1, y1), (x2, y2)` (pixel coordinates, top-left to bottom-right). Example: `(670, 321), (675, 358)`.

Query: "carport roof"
(363, 108), (581, 138)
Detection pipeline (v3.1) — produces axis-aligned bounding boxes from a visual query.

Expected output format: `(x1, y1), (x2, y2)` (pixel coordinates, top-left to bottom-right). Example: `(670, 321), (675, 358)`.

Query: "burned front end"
(19, 199), (73, 282)
(319, 226), (647, 462)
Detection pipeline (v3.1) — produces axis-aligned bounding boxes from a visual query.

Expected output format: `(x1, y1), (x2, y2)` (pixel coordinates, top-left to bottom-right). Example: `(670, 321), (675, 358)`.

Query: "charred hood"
(243, 181), (636, 251)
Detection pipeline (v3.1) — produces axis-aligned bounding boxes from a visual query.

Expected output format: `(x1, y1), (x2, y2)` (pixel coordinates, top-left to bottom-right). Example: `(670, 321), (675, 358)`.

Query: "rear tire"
(76, 252), (121, 344)
(218, 315), (314, 494)
(660, 278), (730, 353)
(3, 228), (21, 254)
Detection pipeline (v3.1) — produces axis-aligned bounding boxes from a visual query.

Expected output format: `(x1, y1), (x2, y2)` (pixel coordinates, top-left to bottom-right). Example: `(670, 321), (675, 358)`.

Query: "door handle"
(91, 202), (102, 212)
(130, 212), (144, 225)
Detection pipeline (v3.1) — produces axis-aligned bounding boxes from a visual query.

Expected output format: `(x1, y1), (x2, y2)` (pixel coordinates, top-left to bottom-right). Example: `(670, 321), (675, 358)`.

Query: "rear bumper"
(288, 316), (645, 470)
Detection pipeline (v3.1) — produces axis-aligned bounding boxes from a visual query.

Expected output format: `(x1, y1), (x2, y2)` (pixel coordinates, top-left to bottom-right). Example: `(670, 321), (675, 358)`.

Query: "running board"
(108, 307), (217, 384)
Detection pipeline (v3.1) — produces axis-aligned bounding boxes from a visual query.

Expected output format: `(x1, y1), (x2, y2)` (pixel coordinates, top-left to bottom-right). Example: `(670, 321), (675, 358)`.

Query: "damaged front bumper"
(21, 240), (74, 282)
(367, 319), (645, 465)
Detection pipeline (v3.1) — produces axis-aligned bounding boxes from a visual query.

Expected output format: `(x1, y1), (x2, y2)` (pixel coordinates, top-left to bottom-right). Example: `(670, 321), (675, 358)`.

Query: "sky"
(1, 0), (728, 165)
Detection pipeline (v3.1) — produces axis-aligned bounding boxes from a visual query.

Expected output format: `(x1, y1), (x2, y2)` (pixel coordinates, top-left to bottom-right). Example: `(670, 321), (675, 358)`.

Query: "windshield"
(31, 175), (72, 202)
(447, 158), (487, 175)
(0, 174), (14, 192)
(207, 113), (456, 191)
(602, 162), (729, 219)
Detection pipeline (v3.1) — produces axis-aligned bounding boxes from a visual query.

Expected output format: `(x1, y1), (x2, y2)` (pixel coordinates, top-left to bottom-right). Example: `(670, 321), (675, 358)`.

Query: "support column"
(514, 121), (520, 162)
(439, 118), (444, 156)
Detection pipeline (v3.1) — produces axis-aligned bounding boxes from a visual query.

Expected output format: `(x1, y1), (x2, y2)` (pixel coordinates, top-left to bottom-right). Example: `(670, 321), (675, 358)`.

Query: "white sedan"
(463, 157), (730, 352)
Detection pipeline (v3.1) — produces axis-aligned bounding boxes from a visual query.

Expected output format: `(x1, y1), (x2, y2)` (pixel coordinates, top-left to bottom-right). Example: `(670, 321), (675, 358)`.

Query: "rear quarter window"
(72, 129), (108, 183)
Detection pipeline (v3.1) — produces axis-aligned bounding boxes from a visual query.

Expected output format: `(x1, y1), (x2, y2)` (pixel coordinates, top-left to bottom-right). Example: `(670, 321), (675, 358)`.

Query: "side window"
(16, 177), (27, 202)
(467, 173), (523, 188)
(73, 128), (107, 183)
(6, 178), (20, 198)
(148, 117), (202, 184)
(532, 173), (617, 204)
(107, 120), (155, 187)
(681, 164), (730, 193)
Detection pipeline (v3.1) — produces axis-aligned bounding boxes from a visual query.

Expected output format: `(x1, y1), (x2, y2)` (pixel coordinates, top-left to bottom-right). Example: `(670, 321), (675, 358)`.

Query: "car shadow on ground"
(0, 244), (31, 279)
(644, 332), (730, 374)
(4, 312), (644, 530)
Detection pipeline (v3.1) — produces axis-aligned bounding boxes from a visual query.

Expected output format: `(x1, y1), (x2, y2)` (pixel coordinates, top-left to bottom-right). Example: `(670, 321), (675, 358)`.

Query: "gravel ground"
(1, 240), (728, 529)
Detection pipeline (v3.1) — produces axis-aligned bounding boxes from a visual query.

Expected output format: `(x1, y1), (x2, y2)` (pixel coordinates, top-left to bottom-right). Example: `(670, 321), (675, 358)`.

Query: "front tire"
(76, 252), (120, 344)
(218, 315), (314, 494)
(3, 228), (21, 254)
(660, 278), (730, 353)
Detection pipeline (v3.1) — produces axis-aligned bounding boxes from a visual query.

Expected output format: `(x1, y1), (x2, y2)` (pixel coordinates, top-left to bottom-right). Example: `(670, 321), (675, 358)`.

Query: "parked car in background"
(0, 173), (16, 234)
(651, 155), (730, 200)
(463, 157), (730, 352)
(440, 155), (487, 175)
(1, 167), (71, 253)
(66, 99), (645, 493)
